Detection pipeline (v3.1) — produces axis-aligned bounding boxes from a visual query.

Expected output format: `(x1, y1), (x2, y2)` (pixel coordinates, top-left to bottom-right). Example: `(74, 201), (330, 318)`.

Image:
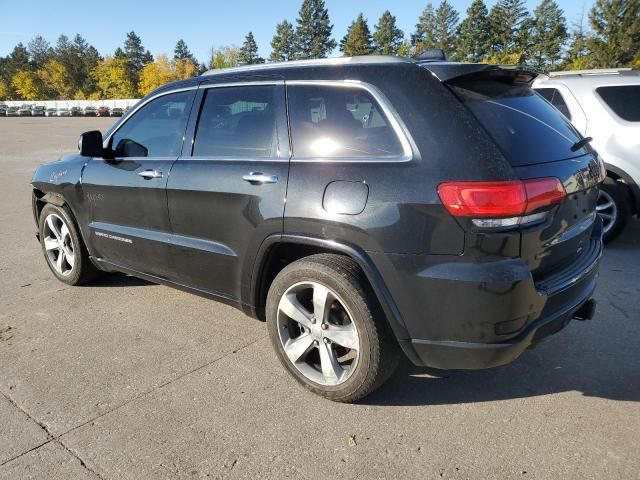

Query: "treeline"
(1, 0), (638, 101)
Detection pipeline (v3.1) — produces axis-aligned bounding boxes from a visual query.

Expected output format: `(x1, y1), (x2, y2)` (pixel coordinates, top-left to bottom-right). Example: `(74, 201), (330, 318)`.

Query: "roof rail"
(201, 55), (410, 76)
(548, 68), (633, 77)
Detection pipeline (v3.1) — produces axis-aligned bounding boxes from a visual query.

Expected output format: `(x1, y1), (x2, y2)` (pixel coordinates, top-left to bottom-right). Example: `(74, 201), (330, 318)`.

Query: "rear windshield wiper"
(571, 136), (593, 152)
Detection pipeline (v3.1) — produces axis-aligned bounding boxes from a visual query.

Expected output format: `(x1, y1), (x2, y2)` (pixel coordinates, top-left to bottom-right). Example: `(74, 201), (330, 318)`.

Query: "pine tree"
(295, 0), (337, 59)
(562, 12), (592, 69)
(434, 0), (460, 55)
(270, 20), (297, 61)
(588, 0), (640, 68)
(530, 0), (568, 69)
(413, 3), (438, 52)
(122, 31), (152, 93)
(340, 13), (373, 56)
(456, 0), (491, 62)
(488, 0), (529, 53)
(238, 32), (265, 65)
(373, 10), (405, 55)
(174, 39), (194, 60)
(27, 35), (53, 69)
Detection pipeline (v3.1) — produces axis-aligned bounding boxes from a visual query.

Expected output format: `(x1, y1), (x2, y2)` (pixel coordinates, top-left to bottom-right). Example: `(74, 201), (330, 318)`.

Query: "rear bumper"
(383, 224), (603, 370)
(401, 273), (598, 369)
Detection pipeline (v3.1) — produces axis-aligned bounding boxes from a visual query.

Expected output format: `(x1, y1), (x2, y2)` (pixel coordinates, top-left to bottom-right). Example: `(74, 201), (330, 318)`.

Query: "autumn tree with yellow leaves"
(91, 56), (136, 99)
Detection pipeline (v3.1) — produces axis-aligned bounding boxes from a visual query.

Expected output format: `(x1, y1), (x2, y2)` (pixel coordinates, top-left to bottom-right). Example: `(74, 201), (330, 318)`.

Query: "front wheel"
(266, 254), (399, 402)
(38, 203), (100, 285)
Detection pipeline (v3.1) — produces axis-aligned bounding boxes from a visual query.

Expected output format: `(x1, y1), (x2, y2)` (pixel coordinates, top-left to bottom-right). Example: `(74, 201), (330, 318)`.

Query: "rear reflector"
(438, 178), (565, 218)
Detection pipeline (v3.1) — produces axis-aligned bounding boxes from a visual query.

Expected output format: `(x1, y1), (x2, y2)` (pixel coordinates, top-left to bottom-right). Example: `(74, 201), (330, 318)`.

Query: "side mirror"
(78, 130), (104, 157)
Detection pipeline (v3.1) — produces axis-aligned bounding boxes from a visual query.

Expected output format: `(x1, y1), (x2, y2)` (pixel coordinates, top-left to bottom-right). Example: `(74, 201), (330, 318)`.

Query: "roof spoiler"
(418, 62), (541, 84)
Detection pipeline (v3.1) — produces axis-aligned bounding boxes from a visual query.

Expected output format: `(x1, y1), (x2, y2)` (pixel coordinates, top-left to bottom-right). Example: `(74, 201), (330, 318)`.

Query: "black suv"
(31, 57), (603, 402)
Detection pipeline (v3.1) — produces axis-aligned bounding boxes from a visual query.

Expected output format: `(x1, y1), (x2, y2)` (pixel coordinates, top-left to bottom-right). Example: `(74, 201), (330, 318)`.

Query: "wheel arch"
(248, 234), (411, 345)
(604, 163), (640, 214)
(31, 188), (95, 258)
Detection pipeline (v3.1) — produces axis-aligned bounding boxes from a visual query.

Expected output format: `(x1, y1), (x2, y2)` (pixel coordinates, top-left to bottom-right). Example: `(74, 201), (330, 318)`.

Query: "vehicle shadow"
(603, 217), (640, 251)
(90, 272), (153, 288)
(363, 341), (640, 407)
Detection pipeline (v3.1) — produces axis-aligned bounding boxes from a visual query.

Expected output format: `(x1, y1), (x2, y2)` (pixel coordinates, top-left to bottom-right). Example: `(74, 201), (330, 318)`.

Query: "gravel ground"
(0, 117), (639, 480)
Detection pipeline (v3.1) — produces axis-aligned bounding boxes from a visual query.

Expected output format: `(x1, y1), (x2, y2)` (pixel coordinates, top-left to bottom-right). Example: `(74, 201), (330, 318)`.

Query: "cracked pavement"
(1, 118), (639, 479)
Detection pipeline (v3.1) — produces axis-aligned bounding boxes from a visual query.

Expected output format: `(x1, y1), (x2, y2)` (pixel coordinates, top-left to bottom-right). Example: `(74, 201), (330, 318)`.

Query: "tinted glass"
(551, 90), (571, 120)
(596, 85), (640, 122)
(110, 91), (192, 157)
(450, 73), (588, 166)
(535, 88), (555, 102)
(288, 84), (404, 159)
(193, 85), (280, 158)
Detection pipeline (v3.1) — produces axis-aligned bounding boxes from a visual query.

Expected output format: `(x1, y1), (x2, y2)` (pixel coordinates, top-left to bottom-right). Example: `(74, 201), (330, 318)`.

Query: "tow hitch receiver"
(573, 299), (597, 321)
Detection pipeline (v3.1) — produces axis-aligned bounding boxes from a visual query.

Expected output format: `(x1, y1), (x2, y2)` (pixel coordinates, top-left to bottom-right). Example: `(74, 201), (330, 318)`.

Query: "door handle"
(138, 169), (163, 179)
(242, 172), (278, 185)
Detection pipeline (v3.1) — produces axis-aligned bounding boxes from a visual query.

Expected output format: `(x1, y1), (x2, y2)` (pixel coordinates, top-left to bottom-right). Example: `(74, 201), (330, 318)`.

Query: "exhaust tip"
(573, 299), (597, 321)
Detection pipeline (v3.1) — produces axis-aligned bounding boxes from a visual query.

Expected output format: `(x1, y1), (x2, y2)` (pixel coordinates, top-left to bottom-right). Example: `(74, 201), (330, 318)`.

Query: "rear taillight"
(437, 177), (566, 228)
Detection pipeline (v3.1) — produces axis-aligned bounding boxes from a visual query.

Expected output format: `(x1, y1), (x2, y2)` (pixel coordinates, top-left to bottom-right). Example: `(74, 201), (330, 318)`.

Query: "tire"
(38, 203), (100, 285)
(598, 179), (632, 244)
(266, 254), (400, 402)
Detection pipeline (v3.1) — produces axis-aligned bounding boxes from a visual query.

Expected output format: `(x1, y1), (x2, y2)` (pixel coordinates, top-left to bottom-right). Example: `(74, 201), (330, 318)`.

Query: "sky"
(0, 0), (591, 62)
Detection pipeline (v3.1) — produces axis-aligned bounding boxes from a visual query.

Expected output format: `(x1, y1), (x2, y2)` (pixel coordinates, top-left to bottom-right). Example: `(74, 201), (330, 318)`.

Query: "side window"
(596, 85), (640, 122)
(110, 91), (192, 158)
(193, 85), (282, 158)
(287, 84), (405, 159)
(551, 91), (571, 120)
(535, 87), (571, 120)
(535, 88), (555, 103)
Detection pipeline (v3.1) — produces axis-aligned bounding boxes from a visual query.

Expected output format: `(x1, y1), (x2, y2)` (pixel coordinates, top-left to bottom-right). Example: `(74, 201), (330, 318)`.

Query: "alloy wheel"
(596, 189), (617, 235)
(43, 213), (75, 276)
(276, 281), (360, 386)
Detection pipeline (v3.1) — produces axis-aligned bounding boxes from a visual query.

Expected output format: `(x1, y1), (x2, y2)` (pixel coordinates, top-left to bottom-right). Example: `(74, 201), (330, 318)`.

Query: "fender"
(247, 233), (411, 344)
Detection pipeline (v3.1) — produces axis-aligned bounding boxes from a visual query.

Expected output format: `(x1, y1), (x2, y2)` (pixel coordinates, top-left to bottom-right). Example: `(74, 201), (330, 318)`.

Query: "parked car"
(533, 68), (640, 243)
(70, 106), (83, 117)
(96, 106), (110, 117)
(31, 105), (46, 116)
(31, 57), (603, 402)
(45, 107), (58, 117)
(18, 105), (33, 116)
(0, 104), (8, 116)
(56, 108), (71, 117)
(83, 106), (97, 117)
(7, 106), (19, 117)
(110, 107), (124, 117)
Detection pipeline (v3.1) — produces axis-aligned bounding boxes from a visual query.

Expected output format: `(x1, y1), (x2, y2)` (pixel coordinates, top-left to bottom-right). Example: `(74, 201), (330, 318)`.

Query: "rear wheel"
(266, 254), (399, 402)
(598, 179), (632, 244)
(39, 203), (100, 285)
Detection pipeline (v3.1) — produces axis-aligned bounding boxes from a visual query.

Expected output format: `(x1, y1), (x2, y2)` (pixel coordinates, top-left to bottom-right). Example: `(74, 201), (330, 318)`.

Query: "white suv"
(533, 69), (640, 242)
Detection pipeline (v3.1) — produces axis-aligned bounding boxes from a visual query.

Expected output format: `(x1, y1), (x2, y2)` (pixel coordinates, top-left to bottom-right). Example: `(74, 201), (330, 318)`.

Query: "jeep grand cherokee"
(31, 56), (603, 402)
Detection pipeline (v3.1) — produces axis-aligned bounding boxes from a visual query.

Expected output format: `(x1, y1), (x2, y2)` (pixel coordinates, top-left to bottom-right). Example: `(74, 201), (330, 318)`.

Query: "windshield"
(448, 71), (591, 166)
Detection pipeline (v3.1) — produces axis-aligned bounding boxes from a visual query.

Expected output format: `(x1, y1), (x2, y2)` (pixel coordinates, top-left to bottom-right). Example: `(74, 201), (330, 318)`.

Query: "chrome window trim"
(198, 80), (285, 89)
(103, 86), (198, 152)
(285, 79), (414, 163)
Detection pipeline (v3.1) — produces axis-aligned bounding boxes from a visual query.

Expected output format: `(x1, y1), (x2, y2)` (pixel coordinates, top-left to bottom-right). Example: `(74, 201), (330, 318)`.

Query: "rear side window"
(110, 90), (192, 157)
(287, 84), (405, 159)
(193, 85), (282, 158)
(535, 87), (572, 120)
(596, 85), (640, 122)
(449, 72), (588, 166)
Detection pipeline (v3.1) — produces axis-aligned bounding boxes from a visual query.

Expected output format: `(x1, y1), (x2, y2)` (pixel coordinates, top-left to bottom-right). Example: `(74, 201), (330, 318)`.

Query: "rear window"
(449, 71), (588, 166)
(596, 85), (640, 122)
